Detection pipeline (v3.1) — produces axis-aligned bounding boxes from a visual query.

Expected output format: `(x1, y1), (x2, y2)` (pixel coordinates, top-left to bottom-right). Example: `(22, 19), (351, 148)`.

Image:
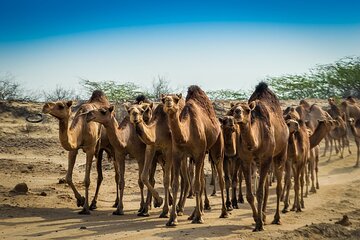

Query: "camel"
(324, 98), (351, 158)
(42, 90), (110, 214)
(348, 118), (360, 167)
(341, 99), (360, 122)
(229, 82), (289, 231)
(125, 99), (191, 218)
(86, 104), (161, 215)
(161, 85), (228, 226)
(219, 115), (243, 210)
(282, 115), (310, 213)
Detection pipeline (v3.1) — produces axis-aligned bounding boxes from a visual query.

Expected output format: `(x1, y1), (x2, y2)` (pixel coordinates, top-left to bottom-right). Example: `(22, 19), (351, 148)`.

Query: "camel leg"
(241, 160), (257, 224)
(210, 156), (217, 196)
(213, 153), (229, 218)
(304, 160), (309, 198)
(177, 159), (190, 216)
(346, 135), (352, 154)
(237, 166), (244, 204)
(355, 140), (360, 168)
(90, 149), (104, 210)
(300, 165), (305, 209)
(309, 151), (316, 193)
(340, 138), (345, 159)
(159, 148), (173, 218)
(136, 155), (146, 213)
(203, 174), (211, 210)
(113, 151), (125, 215)
(140, 156), (157, 216)
(291, 164), (300, 212)
(254, 158), (271, 231)
(187, 158), (195, 198)
(272, 150), (286, 226)
(79, 150), (95, 215)
(140, 146), (163, 214)
(65, 150), (84, 208)
(189, 154), (206, 224)
(231, 158), (241, 209)
(166, 150), (183, 226)
(322, 135), (329, 157)
(112, 157), (120, 208)
(223, 156), (233, 211)
(328, 138), (333, 162)
(282, 158), (291, 213)
(262, 177), (269, 224)
(315, 148), (320, 189)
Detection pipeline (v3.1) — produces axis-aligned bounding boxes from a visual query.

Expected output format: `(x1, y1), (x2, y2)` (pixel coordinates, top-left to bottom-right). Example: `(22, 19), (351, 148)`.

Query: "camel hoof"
(296, 208), (302, 213)
(219, 211), (229, 218)
(159, 211), (169, 218)
(191, 216), (204, 224)
(204, 202), (211, 211)
(112, 202), (118, 208)
(154, 197), (163, 208)
(89, 201), (97, 210)
(238, 197), (244, 204)
(177, 211), (184, 216)
(316, 184), (320, 189)
(166, 219), (178, 227)
(112, 209), (124, 215)
(187, 195), (194, 199)
(137, 212), (150, 217)
(232, 202), (239, 209)
(309, 187), (317, 193)
(78, 209), (91, 215)
(253, 225), (264, 232)
(282, 208), (289, 214)
(77, 197), (85, 207)
(354, 165), (359, 168)
(272, 219), (281, 225)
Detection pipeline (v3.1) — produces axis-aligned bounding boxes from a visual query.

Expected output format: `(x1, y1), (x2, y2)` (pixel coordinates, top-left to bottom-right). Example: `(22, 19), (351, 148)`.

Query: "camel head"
(286, 119), (299, 134)
(125, 102), (153, 124)
(283, 106), (300, 121)
(231, 101), (256, 124)
(161, 93), (182, 114)
(86, 106), (115, 124)
(328, 97), (336, 106)
(219, 116), (237, 157)
(42, 101), (73, 120)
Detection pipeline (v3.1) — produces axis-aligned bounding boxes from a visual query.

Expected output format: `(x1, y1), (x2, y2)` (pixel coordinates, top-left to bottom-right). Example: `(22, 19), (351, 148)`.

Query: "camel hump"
(186, 85), (217, 124)
(135, 94), (151, 104)
(249, 82), (281, 113)
(88, 90), (110, 106)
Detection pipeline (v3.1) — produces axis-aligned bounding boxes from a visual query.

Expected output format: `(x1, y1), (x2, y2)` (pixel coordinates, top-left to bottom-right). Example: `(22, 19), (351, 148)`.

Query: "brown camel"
(341, 100), (360, 122)
(126, 99), (191, 218)
(219, 115), (243, 210)
(162, 85), (228, 226)
(229, 82), (289, 231)
(86, 104), (160, 215)
(282, 116), (309, 213)
(348, 118), (360, 167)
(42, 90), (110, 214)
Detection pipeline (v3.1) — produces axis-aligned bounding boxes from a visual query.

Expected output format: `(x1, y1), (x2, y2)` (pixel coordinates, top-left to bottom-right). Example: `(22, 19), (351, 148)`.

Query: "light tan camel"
(282, 116), (309, 213)
(341, 99), (360, 122)
(126, 99), (191, 218)
(348, 118), (360, 167)
(42, 90), (110, 214)
(86, 104), (160, 215)
(162, 85), (228, 226)
(230, 82), (289, 231)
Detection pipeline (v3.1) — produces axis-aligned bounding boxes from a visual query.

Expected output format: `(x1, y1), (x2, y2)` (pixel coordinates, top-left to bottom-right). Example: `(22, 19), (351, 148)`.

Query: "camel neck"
(58, 118), (78, 151)
(310, 122), (327, 149)
(103, 116), (127, 149)
(134, 120), (156, 145)
(167, 111), (188, 144)
(239, 121), (258, 152)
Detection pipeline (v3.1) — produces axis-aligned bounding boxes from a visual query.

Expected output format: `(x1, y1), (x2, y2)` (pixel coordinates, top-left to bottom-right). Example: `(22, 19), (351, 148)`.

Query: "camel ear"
(218, 117), (224, 124)
(66, 101), (73, 107)
(109, 106), (114, 113)
(161, 95), (166, 104)
(249, 101), (256, 111)
(123, 103), (130, 113)
(230, 102), (235, 108)
(177, 93), (182, 99)
(149, 102), (154, 109)
(141, 105), (150, 113)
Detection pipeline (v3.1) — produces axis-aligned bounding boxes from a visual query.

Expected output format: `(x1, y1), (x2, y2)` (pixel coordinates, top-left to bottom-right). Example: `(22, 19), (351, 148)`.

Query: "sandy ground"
(0, 100), (360, 240)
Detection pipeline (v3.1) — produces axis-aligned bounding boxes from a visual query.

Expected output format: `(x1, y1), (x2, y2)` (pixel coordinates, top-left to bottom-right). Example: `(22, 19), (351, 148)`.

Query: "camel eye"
(100, 109), (107, 115)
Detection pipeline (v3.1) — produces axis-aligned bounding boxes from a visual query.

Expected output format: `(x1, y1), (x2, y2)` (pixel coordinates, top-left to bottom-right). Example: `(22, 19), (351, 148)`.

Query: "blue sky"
(1, 0), (360, 96)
